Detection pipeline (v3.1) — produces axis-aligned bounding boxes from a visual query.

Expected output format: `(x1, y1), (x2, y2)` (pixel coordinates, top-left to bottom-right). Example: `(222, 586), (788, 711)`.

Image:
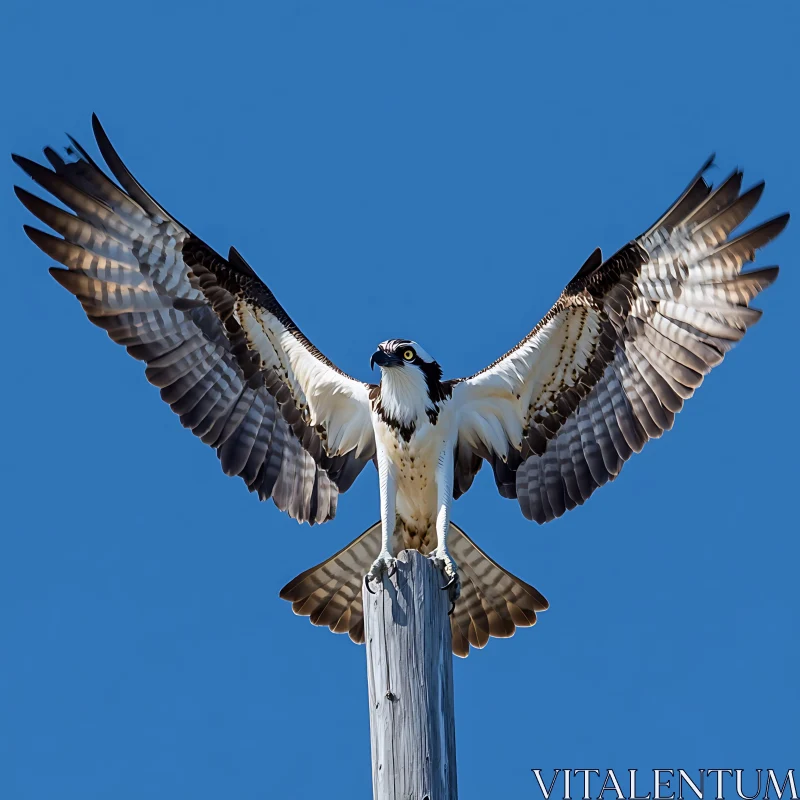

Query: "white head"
(370, 339), (436, 371)
(370, 339), (446, 428)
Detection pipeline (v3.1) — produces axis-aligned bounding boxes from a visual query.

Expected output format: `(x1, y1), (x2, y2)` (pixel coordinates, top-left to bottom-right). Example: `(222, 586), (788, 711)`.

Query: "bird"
(14, 115), (787, 657)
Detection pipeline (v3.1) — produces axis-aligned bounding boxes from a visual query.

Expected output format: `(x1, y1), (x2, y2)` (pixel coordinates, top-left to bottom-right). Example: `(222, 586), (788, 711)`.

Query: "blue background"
(1, 1), (797, 797)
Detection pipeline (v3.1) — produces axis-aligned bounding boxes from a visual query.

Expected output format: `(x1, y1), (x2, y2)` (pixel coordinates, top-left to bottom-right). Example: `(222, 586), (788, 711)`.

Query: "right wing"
(14, 115), (375, 524)
(451, 157), (786, 522)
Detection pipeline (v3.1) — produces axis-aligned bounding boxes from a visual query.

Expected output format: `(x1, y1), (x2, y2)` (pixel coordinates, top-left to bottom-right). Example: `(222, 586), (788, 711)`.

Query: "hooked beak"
(370, 349), (400, 370)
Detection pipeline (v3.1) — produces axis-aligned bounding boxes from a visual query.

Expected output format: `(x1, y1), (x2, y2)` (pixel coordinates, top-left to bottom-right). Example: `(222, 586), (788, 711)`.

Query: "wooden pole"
(363, 549), (458, 800)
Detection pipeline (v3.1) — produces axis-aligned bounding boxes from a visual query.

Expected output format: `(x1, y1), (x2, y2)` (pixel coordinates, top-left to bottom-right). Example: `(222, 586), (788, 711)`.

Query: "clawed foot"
(364, 552), (398, 594)
(429, 549), (461, 613)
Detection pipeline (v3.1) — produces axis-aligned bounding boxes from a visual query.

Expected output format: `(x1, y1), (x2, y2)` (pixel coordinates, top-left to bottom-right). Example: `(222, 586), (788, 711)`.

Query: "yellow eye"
(402, 349), (415, 361)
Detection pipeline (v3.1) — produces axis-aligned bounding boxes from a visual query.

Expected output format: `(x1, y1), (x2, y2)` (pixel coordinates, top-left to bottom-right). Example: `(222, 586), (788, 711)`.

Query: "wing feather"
(15, 117), (375, 524)
(453, 157), (785, 522)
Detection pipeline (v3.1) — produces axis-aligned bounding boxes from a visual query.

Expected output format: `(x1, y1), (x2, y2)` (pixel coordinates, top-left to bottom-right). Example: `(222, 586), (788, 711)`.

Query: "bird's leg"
(429, 444), (460, 606)
(365, 443), (397, 593)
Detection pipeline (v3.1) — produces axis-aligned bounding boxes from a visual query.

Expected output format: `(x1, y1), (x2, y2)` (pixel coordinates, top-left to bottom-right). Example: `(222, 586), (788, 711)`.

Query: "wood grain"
(364, 549), (458, 800)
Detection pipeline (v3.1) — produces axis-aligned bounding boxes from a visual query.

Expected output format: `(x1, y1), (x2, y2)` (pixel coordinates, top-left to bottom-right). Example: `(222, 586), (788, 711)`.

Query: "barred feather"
(15, 115), (375, 524)
(453, 157), (786, 523)
(280, 522), (548, 657)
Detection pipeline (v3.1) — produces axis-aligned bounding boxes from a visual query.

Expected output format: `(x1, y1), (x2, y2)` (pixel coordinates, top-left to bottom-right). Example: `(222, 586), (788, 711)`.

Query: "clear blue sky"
(1, 1), (798, 798)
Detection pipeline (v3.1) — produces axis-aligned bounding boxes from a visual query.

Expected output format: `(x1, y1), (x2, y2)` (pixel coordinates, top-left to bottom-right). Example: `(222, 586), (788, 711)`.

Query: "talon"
(441, 573), (457, 590)
(365, 553), (396, 590)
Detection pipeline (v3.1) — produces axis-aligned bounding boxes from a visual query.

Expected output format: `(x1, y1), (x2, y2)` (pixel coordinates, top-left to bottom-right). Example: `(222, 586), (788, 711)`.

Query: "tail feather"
(279, 521), (549, 657)
(448, 522), (547, 657)
(280, 522), (381, 644)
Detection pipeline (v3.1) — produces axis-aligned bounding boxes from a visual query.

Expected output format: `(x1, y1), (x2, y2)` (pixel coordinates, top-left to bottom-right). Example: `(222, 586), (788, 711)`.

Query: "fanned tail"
(280, 522), (382, 646)
(446, 522), (548, 657)
(280, 521), (549, 657)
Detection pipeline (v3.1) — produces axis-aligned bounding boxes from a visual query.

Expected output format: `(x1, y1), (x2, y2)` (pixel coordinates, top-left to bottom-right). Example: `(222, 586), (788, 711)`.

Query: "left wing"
(15, 115), (375, 524)
(452, 157), (787, 522)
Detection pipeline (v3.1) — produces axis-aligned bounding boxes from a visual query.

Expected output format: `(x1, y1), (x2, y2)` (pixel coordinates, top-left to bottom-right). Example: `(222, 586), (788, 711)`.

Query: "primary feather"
(452, 157), (786, 522)
(15, 115), (375, 524)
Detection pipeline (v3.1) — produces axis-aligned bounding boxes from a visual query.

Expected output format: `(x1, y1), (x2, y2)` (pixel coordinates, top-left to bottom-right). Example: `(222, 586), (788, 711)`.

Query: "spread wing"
(14, 114), (375, 524)
(452, 156), (787, 522)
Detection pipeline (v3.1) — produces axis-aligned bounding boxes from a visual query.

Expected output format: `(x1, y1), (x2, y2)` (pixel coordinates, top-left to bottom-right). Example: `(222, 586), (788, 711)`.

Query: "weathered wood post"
(363, 549), (458, 800)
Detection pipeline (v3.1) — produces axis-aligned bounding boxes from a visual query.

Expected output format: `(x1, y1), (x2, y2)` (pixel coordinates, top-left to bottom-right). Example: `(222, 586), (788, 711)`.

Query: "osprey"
(15, 116), (787, 657)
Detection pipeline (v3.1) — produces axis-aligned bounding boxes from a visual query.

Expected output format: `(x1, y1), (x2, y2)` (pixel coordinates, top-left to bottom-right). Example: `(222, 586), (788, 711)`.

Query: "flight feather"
(452, 157), (786, 522)
(14, 115), (376, 524)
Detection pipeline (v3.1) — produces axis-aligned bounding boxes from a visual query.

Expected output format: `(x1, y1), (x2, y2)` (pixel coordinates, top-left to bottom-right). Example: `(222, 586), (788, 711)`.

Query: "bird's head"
(370, 339), (448, 425)
(370, 339), (439, 377)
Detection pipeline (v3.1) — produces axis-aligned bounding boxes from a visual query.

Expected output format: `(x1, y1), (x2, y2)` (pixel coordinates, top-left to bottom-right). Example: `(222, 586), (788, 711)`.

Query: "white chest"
(372, 405), (456, 528)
